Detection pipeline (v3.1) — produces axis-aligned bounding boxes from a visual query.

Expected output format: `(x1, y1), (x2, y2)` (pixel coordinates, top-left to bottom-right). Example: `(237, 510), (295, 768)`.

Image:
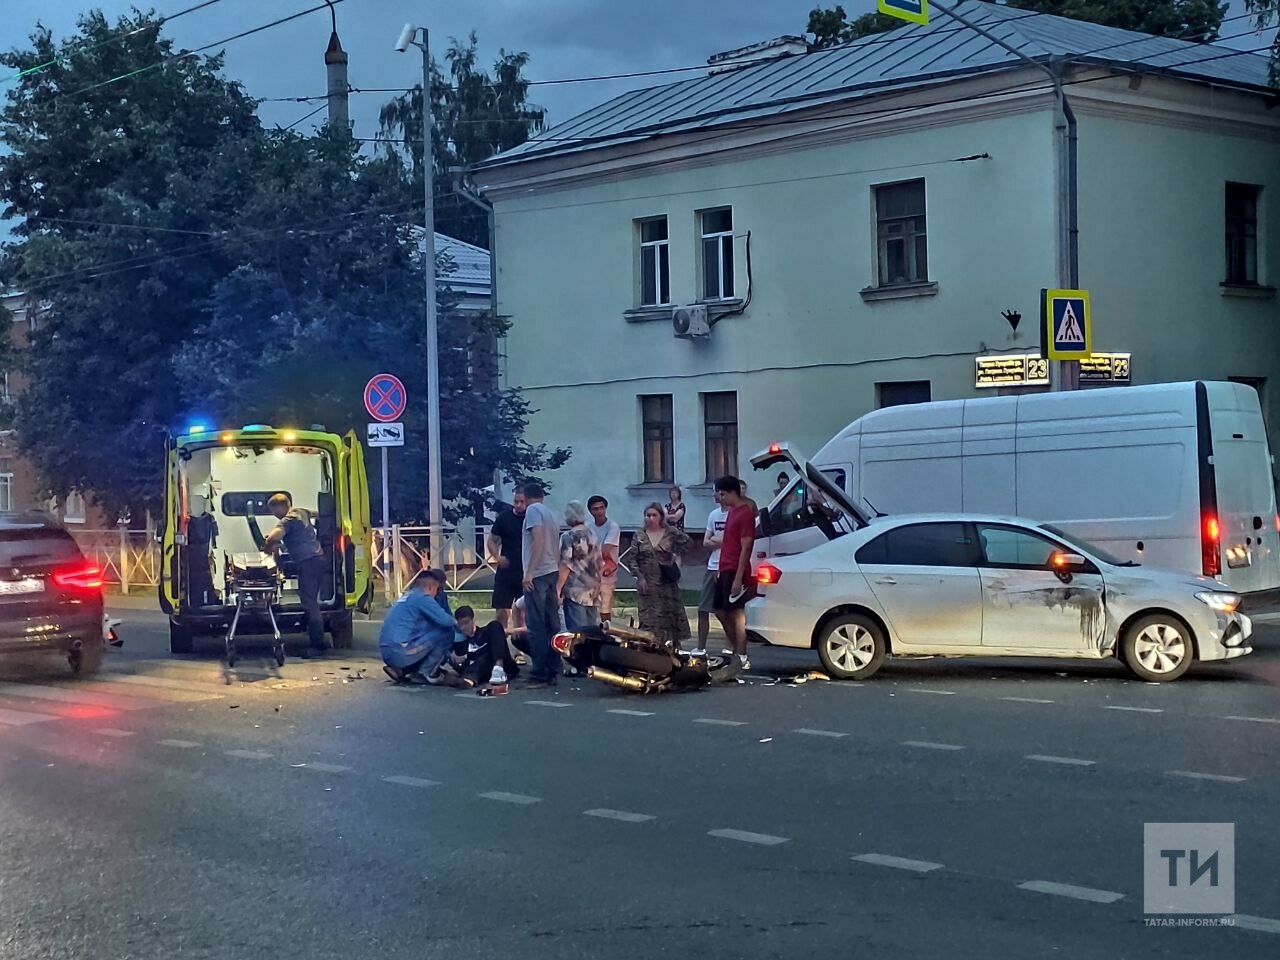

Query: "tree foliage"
(378, 33), (544, 247)
(806, 5), (901, 49)
(1245, 0), (1280, 85)
(1004, 0), (1228, 41)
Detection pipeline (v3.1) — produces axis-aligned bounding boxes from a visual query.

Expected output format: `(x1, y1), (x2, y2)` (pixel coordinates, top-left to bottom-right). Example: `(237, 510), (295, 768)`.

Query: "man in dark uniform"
(485, 489), (527, 628)
(264, 493), (329, 659)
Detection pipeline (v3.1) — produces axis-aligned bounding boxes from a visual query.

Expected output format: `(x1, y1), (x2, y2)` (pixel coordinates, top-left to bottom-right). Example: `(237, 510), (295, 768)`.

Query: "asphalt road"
(1, 609), (1278, 959)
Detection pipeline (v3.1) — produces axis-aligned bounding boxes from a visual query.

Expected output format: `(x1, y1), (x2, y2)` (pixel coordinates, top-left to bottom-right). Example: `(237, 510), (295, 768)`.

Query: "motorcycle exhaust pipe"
(587, 666), (647, 692)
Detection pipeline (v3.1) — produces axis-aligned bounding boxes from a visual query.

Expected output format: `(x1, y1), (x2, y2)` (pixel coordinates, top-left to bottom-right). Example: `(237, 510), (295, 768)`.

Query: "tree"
(1245, 0), (1280, 85)
(1002, 0), (1227, 41)
(806, 5), (900, 49)
(377, 33), (545, 247)
(0, 11), (263, 519)
(174, 129), (568, 522)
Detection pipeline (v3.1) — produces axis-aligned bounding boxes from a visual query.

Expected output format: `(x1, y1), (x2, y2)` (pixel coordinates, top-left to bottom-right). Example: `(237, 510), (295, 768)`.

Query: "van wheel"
(816, 613), (887, 680)
(1122, 614), (1193, 682)
(169, 620), (194, 655)
(329, 611), (354, 650)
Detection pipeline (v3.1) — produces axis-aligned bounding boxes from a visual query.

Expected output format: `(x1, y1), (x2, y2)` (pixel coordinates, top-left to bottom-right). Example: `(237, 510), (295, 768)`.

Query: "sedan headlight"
(1196, 591), (1241, 614)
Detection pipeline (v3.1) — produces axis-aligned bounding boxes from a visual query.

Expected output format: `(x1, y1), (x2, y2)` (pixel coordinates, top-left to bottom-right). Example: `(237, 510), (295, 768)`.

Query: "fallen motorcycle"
(552, 621), (738, 694)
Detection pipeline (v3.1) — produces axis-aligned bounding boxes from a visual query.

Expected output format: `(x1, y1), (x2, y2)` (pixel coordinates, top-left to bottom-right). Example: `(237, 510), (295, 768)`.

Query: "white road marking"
(794, 728), (848, 738)
(102, 674), (229, 695)
(525, 700), (572, 708)
(479, 791), (541, 805)
(1165, 770), (1246, 783)
(709, 829), (789, 846)
(1018, 881), (1124, 904)
(92, 728), (135, 738)
(0, 683), (150, 710)
(853, 853), (944, 873)
(1223, 715), (1280, 725)
(85, 680), (220, 702)
(694, 718), (747, 727)
(1106, 705), (1163, 714)
(901, 740), (965, 751)
(584, 808), (656, 823)
(225, 749), (273, 761)
(1231, 914), (1280, 934)
(381, 775), (439, 788)
(1001, 696), (1055, 704)
(608, 709), (655, 717)
(0, 706), (58, 726)
(907, 689), (956, 696)
(1026, 754), (1096, 767)
(157, 739), (201, 749)
(296, 762), (350, 774)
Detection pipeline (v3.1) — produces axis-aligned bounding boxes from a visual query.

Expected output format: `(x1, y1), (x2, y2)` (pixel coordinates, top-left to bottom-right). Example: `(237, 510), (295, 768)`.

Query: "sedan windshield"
(1040, 525), (1138, 567)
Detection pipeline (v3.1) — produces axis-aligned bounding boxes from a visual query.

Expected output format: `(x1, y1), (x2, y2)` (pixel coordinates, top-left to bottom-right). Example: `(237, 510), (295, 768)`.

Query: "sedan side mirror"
(1051, 551), (1088, 571)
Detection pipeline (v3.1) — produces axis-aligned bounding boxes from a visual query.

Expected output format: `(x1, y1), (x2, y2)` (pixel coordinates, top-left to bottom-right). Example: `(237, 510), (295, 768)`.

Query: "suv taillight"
(53, 561), (104, 592)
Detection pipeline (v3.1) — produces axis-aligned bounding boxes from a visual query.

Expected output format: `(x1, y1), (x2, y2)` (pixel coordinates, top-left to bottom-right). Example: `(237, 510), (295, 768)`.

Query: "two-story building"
(473, 1), (1280, 529)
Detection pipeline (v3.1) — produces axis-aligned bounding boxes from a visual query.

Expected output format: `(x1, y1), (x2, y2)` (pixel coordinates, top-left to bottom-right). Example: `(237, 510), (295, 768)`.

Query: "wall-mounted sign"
(975, 354), (1050, 389)
(1040, 288), (1092, 360)
(1078, 352), (1132, 384)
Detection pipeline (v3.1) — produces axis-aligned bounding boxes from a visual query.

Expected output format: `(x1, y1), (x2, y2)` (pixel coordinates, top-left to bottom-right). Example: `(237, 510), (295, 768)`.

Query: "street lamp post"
(396, 23), (443, 562)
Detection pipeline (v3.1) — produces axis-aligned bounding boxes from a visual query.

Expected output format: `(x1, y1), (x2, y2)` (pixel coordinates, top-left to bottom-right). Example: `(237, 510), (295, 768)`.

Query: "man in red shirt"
(713, 475), (756, 671)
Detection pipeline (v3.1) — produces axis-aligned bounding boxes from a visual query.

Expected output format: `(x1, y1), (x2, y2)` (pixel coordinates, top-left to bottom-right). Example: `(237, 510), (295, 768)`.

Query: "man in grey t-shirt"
(520, 481), (563, 686)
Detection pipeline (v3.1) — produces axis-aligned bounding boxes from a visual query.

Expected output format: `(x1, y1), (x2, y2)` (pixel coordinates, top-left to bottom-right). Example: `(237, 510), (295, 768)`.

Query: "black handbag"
(658, 561), (681, 584)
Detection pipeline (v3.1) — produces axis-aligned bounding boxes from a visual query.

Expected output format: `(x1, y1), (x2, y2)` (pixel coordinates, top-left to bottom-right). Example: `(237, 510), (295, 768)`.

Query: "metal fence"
(69, 529), (159, 594)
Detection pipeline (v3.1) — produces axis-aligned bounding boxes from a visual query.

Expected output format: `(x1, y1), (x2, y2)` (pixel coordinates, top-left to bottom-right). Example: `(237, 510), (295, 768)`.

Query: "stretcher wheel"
(274, 646), (286, 668)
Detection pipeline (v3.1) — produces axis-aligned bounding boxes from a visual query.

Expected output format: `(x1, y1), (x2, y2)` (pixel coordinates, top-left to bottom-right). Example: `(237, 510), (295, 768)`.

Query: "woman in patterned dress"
(632, 502), (691, 647)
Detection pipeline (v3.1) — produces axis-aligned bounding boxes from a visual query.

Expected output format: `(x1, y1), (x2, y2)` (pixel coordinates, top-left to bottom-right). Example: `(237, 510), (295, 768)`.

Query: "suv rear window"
(0, 527), (84, 566)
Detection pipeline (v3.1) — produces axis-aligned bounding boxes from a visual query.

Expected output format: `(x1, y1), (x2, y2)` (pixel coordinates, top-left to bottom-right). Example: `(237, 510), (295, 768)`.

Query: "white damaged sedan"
(746, 514), (1253, 682)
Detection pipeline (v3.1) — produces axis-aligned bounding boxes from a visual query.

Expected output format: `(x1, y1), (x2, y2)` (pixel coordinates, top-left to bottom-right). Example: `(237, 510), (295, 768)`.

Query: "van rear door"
(158, 436), (183, 615)
(1203, 382), (1280, 593)
(342, 431), (374, 613)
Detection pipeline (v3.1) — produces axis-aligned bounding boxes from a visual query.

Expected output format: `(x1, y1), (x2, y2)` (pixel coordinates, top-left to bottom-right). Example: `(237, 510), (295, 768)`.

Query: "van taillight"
(1202, 514), (1221, 577)
(53, 561), (104, 592)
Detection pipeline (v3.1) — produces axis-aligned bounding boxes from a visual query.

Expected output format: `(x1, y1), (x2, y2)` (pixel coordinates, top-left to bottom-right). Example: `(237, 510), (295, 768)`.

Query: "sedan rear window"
(0, 527), (84, 566)
(856, 523), (978, 567)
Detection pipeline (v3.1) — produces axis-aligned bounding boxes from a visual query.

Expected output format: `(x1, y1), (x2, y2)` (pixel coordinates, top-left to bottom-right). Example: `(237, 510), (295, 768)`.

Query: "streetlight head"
(394, 23), (417, 53)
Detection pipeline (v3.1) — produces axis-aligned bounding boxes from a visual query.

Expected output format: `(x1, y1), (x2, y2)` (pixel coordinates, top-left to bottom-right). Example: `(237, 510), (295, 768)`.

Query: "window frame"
(0, 459), (12, 513)
(1225, 182), (1261, 287)
(699, 207), (735, 301)
(855, 521), (981, 568)
(975, 523), (1098, 573)
(640, 394), (675, 485)
(702, 390), (738, 482)
(873, 179), (929, 287)
(638, 216), (671, 307)
(62, 490), (87, 525)
(876, 380), (932, 408)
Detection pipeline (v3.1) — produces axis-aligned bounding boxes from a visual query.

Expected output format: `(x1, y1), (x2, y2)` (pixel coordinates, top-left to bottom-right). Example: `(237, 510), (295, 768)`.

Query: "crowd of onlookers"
(377, 473), (773, 690)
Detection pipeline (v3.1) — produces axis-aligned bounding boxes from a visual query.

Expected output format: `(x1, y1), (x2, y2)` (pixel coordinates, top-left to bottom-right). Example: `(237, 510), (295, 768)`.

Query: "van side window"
(856, 523), (978, 567)
(977, 525), (1059, 569)
(765, 480), (813, 534)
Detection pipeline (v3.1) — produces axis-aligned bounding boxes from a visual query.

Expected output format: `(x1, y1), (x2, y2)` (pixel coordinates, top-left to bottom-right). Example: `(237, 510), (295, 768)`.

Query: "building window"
(875, 180), (928, 286)
(640, 394), (674, 484)
(0, 373), (9, 404)
(63, 491), (87, 525)
(0, 458), (12, 512)
(702, 391), (738, 480)
(638, 217), (671, 307)
(876, 380), (931, 408)
(1225, 182), (1261, 286)
(700, 208), (734, 300)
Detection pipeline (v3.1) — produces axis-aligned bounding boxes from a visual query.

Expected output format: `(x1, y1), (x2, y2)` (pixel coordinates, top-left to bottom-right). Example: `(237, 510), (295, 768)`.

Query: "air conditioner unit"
(672, 305), (711, 339)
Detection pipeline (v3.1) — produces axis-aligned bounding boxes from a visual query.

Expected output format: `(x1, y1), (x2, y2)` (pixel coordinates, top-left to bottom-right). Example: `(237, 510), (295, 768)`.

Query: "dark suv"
(0, 513), (105, 675)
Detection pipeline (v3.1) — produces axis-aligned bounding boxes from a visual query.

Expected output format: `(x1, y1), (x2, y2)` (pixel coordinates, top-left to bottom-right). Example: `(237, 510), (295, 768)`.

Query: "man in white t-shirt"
(587, 495), (622, 625)
(693, 489), (728, 656)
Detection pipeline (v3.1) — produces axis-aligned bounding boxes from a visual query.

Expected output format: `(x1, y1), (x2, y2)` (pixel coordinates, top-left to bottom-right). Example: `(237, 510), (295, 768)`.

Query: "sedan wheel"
(1122, 614), (1193, 682)
(816, 614), (887, 680)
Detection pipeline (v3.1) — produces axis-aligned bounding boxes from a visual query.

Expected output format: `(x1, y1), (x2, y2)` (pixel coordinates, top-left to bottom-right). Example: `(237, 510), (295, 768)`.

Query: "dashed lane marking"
(1026, 754), (1096, 767)
(608, 709), (655, 717)
(794, 728), (848, 738)
(381, 775), (439, 788)
(694, 718), (747, 727)
(1231, 914), (1280, 935)
(584, 809), (656, 823)
(1223, 715), (1280, 725)
(906, 689), (956, 696)
(525, 700), (572, 709)
(225, 749), (273, 761)
(0, 683), (150, 711)
(1001, 697), (1055, 704)
(0, 706), (58, 726)
(157, 739), (202, 749)
(92, 728), (135, 738)
(295, 762), (351, 774)
(84, 680), (219, 703)
(479, 791), (541, 805)
(901, 740), (965, 751)
(100, 674), (231, 695)
(1018, 881), (1124, 904)
(1165, 770), (1246, 783)
(853, 854), (944, 873)
(1106, 706), (1163, 714)
(708, 829), (789, 846)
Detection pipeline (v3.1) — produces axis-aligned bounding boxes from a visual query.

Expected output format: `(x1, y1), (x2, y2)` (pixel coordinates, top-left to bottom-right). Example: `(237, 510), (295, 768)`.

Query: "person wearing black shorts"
(487, 489), (527, 627)
(712, 476), (756, 671)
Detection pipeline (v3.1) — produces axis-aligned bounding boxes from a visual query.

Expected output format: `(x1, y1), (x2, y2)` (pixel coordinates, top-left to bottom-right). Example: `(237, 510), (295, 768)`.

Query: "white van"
(752, 382), (1280, 599)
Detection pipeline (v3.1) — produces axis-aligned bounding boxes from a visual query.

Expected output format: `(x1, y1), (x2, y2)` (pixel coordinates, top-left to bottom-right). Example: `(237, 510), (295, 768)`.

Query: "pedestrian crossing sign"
(1040, 288), (1092, 360)
(878, 0), (930, 26)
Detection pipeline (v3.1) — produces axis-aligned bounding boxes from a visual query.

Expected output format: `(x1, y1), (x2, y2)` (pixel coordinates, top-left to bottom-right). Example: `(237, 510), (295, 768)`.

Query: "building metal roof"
(405, 228), (492, 296)
(482, 1), (1274, 169)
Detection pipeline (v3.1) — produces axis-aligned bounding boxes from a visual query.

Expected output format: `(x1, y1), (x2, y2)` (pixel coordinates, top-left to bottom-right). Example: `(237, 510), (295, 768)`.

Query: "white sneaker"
(738, 654), (751, 671)
(689, 648), (707, 657)
(489, 665), (508, 685)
